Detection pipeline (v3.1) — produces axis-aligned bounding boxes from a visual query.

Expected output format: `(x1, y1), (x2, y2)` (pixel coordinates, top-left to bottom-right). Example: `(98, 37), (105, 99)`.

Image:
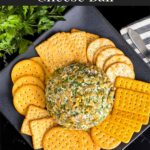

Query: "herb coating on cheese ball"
(46, 63), (114, 130)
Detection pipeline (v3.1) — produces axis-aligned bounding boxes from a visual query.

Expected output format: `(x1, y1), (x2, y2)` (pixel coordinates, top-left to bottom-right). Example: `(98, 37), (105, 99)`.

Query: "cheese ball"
(46, 63), (114, 130)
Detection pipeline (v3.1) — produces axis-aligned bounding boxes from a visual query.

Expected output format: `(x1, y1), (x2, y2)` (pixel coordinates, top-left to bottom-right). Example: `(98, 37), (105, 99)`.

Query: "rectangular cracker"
(110, 114), (142, 132)
(86, 33), (99, 45)
(115, 77), (150, 94)
(36, 32), (75, 74)
(114, 88), (150, 116)
(112, 109), (149, 125)
(70, 31), (87, 64)
(100, 118), (134, 143)
(71, 28), (99, 45)
(21, 119), (31, 135)
(21, 105), (49, 136)
(30, 117), (56, 149)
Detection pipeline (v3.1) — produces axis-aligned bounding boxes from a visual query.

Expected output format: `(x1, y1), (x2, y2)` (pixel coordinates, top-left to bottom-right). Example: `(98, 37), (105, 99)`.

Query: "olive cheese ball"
(46, 63), (114, 130)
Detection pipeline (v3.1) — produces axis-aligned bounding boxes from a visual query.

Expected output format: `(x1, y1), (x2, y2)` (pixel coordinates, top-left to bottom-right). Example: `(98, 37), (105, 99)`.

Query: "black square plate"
(0, 6), (150, 150)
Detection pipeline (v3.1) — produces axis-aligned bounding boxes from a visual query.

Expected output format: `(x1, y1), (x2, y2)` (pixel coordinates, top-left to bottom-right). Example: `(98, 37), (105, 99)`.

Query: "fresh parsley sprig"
(0, 6), (66, 62)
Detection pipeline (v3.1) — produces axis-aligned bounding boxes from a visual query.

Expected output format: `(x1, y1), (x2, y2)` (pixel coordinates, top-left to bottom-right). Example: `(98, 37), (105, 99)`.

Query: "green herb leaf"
(0, 6), (67, 64)
(23, 6), (29, 17)
(18, 38), (32, 54)
(38, 17), (54, 33)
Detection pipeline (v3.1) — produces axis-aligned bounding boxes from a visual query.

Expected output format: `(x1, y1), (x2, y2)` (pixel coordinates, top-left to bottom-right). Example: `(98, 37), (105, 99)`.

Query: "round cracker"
(11, 60), (45, 83)
(12, 76), (45, 95)
(103, 54), (134, 71)
(86, 33), (99, 46)
(13, 85), (45, 115)
(93, 45), (114, 64)
(94, 144), (101, 150)
(43, 127), (80, 150)
(30, 57), (45, 70)
(30, 57), (50, 83)
(91, 127), (121, 149)
(105, 63), (135, 83)
(30, 57), (49, 74)
(96, 47), (124, 70)
(77, 131), (95, 150)
(87, 38), (115, 64)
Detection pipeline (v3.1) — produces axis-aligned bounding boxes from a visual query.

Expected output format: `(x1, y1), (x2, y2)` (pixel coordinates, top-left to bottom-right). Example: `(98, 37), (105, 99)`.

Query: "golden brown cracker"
(77, 131), (95, 150)
(115, 77), (150, 95)
(110, 114), (142, 132)
(11, 59), (44, 83)
(105, 63), (135, 83)
(91, 128), (121, 149)
(13, 85), (45, 115)
(43, 127), (80, 150)
(93, 45), (114, 64)
(21, 118), (31, 135)
(71, 28), (80, 32)
(86, 32), (99, 46)
(31, 57), (51, 83)
(30, 57), (49, 73)
(71, 28), (99, 45)
(103, 54), (134, 71)
(87, 38), (115, 64)
(114, 88), (150, 116)
(36, 32), (75, 74)
(112, 109), (149, 125)
(12, 76), (45, 95)
(93, 144), (101, 150)
(30, 117), (56, 149)
(70, 31), (87, 64)
(30, 57), (44, 70)
(96, 47), (124, 69)
(92, 118), (134, 143)
(26, 105), (49, 119)
(21, 105), (49, 136)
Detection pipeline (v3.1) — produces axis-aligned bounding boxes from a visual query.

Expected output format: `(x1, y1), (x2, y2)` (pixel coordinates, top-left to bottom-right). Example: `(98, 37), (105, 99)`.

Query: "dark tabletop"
(0, 6), (150, 150)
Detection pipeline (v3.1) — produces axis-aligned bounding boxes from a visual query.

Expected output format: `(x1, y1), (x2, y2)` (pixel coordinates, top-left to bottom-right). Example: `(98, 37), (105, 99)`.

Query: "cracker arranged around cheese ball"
(71, 28), (99, 45)
(106, 63), (135, 83)
(11, 59), (45, 83)
(13, 85), (45, 115)
(21, 105), (50, 136)
(12, 76), (45, 95)
(103, 54), (134, 71)
(91, 127), (121, 149)
(46, 63), (114, 130)
(30, 57), (51, 84)
(43, 127), (81, 150)
(96, 47), (124, 70)
(43, 127), (96, 150)
(93, 45), (114, 64)
(87, 38), (115, 64)
(30, 117), (56, 149)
